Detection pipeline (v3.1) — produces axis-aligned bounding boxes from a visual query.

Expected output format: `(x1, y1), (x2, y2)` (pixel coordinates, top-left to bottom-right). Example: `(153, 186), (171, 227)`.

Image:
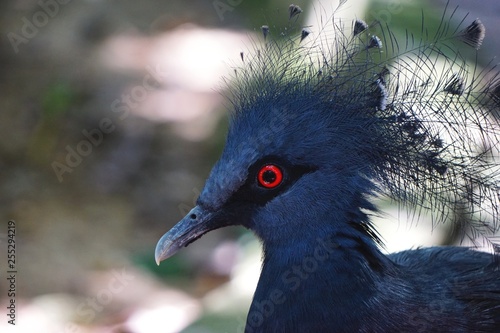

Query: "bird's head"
(156, 10), (500, 264)
(155, 37), (386, 263)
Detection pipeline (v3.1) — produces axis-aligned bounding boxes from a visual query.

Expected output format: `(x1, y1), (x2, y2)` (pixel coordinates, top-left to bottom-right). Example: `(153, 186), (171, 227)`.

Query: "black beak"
(155, 205), (221, 265)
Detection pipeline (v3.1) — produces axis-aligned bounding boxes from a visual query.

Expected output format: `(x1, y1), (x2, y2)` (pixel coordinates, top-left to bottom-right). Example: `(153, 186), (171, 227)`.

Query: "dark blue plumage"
(155, 3), (500, 332)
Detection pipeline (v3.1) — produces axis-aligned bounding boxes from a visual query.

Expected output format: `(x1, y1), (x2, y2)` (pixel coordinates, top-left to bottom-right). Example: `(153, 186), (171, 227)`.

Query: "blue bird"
(155, 3), (500, 332)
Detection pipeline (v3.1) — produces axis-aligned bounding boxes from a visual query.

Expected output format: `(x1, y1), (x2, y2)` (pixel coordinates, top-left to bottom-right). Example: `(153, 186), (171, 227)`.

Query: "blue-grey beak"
(155, 206), (218, 265)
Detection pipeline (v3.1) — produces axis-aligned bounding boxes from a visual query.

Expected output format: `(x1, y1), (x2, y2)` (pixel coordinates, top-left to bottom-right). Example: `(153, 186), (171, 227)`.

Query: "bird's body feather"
(155, 3), (500, 332)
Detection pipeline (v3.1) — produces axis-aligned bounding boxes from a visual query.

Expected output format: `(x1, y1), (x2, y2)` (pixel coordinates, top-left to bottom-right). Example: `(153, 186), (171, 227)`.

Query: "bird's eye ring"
(258, 164), (283, 188)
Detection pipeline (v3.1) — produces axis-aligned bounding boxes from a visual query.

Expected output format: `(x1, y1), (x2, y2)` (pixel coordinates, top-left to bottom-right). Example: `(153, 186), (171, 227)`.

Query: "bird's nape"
(155, 2), (500, 332)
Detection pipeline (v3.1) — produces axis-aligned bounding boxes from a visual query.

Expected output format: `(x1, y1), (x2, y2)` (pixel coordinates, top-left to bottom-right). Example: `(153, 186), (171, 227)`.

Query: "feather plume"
(227, 4), (500, 246)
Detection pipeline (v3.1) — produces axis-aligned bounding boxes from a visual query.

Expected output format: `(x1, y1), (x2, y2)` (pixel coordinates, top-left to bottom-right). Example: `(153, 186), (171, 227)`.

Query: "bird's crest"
(225, 3), (500, 246)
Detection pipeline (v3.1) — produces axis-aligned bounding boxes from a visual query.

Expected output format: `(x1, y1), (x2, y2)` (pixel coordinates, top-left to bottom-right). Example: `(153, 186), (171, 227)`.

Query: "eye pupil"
(258, 164), (283, 188)
(262, 170), (277, 183)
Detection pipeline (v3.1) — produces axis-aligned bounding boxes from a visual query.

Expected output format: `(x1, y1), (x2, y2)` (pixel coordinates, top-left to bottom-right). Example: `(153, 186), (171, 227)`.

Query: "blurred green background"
(0, 0), (499, 332)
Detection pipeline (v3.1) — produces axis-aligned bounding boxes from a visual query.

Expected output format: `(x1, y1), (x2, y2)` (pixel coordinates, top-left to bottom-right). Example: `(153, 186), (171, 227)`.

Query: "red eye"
(258, 164), (283, 188)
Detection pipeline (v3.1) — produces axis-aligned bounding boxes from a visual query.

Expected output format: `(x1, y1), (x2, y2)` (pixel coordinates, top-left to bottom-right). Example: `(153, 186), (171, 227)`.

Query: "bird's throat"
(245, 231), (388, 332)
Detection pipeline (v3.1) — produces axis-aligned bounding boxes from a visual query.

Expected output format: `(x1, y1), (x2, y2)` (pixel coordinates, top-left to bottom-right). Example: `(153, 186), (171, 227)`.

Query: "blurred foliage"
(27, 82), (78, 165)
(134, 251), (194, 281)
(183, 314), (245, 333)
(41, 82), (75, 120)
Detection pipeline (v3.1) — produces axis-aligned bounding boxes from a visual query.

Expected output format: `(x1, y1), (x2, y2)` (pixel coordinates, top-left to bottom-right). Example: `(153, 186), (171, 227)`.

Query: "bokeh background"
(1, 0), (499, 332)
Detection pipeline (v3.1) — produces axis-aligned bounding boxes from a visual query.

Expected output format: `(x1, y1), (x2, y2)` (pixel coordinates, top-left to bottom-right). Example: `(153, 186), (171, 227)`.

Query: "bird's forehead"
(197, 138), (261, 211)
(230, 102), (316, 150)
(198, 99), (331, 211)
(198, 108), (298, 210)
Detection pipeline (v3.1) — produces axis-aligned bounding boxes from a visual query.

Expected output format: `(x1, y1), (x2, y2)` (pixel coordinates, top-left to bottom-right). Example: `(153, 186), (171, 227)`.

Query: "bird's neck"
(246, 225), (393, 332)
